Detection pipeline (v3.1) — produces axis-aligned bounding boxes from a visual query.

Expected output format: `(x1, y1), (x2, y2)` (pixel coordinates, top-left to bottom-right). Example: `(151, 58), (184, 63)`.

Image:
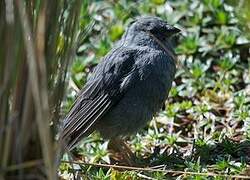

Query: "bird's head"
(128, 16), (180, 39)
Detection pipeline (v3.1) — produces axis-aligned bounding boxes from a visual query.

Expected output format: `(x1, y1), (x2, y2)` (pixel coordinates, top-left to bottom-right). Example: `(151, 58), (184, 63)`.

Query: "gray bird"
(61, 16), (180, 153)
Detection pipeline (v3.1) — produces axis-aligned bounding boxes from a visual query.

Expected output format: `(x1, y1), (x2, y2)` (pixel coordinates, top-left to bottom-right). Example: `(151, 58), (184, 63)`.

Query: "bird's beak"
(166, 25), (181, 34)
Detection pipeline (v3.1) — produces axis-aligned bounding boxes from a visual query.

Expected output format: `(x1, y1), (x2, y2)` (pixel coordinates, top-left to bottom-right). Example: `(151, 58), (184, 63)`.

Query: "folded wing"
(61, 48), (137, 149)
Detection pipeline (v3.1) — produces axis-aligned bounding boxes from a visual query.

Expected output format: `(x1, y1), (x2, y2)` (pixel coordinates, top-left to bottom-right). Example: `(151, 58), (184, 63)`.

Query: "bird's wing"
(61, 48), (138, 149)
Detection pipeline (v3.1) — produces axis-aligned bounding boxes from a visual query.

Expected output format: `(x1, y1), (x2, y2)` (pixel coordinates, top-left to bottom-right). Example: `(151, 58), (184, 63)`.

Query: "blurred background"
(0, 0), (250, 179)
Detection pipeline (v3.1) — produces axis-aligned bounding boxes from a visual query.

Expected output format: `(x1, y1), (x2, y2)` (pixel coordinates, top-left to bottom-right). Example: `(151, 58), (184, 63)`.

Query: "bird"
(61, 16), (180, 162)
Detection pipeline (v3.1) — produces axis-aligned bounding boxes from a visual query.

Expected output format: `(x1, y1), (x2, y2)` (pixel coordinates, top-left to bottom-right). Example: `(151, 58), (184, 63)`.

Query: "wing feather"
(61, 48), (137, 149)
(62, 93), (107, 138)
(67, 96), (112, 149)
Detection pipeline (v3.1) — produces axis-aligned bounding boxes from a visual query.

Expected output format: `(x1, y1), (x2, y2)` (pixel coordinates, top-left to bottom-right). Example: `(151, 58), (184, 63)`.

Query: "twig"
(61, 160), (250, 179)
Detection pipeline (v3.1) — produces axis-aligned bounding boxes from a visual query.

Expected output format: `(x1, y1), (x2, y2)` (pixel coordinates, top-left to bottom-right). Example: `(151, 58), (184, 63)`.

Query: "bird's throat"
(146, 31), (177, 64)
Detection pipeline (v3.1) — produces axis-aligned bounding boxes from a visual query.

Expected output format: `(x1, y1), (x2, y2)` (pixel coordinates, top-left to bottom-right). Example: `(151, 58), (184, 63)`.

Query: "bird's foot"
(108, 138), (138, 167)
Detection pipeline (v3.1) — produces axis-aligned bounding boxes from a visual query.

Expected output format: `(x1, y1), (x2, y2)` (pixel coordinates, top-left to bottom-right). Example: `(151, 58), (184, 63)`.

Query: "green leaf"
(151, 0), (165, 5)
(109, 24), (125, 41)
(215, 11), (228, 25)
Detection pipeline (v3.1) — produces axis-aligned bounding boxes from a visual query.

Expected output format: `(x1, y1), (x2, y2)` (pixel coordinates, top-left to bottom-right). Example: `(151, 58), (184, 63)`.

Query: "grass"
(0, 0), (82, 179)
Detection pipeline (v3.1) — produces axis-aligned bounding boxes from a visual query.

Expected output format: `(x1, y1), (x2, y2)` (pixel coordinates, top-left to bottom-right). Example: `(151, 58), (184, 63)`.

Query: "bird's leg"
(108, 138), (137, 166)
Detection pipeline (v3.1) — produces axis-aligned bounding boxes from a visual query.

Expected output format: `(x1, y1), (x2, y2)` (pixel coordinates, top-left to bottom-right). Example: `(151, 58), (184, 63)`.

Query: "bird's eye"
(144, 22), (155, 31)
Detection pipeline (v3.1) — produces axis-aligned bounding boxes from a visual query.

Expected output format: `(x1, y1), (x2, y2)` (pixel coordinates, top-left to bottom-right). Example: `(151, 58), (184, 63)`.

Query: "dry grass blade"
(0, 0), (83, 179)
(16, 1), (55, 179)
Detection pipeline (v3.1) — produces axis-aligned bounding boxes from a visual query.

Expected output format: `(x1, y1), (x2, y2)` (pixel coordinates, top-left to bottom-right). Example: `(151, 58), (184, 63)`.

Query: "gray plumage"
(62, 16), (180, 149)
